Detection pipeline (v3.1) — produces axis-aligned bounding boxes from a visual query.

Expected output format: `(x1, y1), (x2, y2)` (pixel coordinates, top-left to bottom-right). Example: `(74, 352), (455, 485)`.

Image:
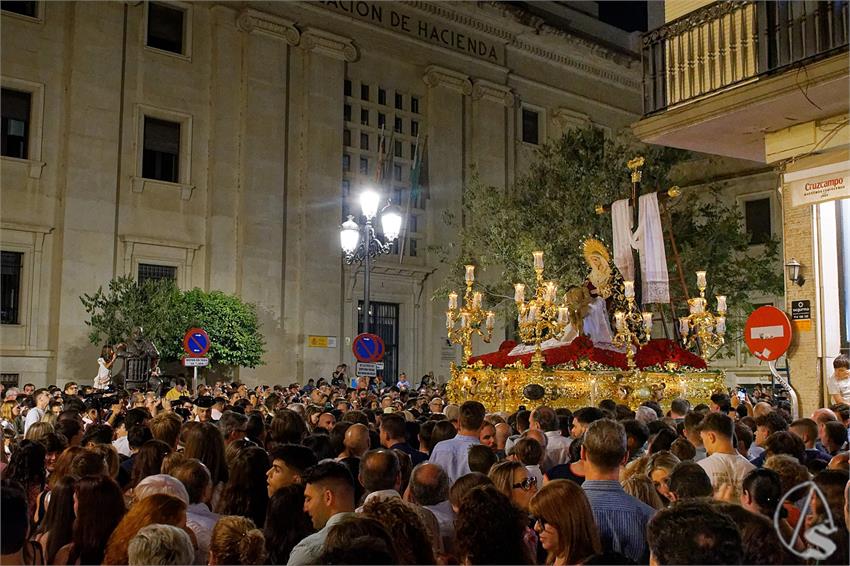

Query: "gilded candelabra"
(446, 265), (495, 365)
(679, 270), (727, 358)
(612, 280), (654, 369)
(514, 251), (569, 366)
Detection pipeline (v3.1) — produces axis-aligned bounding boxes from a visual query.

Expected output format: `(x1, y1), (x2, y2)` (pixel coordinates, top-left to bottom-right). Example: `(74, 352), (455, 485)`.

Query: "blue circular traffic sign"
(183, 327), (210, 356)
(352, 333), (384, 363)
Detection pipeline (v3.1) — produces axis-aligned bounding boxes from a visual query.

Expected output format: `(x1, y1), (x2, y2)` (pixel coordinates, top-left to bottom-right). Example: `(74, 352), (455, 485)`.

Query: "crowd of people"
(1, 356), (849, 565)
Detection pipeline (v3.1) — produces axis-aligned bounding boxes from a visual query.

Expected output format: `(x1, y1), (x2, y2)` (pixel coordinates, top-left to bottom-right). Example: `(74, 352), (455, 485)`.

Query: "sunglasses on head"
(512, 476), (537, 491)
(535, 516), (549, 529)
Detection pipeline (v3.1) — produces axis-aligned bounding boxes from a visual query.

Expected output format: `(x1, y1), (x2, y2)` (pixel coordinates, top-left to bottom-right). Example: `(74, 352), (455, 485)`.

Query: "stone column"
(422, 66), (472, 380)
(470, 79), (515, 190)
(282, 28), (357, 382)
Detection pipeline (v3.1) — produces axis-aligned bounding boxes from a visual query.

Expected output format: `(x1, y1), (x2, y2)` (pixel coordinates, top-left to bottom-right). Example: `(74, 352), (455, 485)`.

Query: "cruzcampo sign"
(785, 161), (850, 208)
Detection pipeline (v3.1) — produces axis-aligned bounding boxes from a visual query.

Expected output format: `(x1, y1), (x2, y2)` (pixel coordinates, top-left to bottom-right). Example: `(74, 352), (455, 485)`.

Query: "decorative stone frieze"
(236, 8), (301, 45)
(300, 28), (358, 62)
(471, 79), (515, 107)
(422, 65), (473, 95)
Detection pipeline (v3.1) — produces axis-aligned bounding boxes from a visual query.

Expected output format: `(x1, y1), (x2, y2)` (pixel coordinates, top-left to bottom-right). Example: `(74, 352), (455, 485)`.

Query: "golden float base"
(446, 361), (727, 413)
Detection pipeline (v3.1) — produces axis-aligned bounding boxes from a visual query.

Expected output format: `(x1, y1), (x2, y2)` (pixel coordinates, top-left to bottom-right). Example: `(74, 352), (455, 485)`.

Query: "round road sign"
(352, 333), (385, 363)
(183, 327), (211, 357)
(744, 306), (792, 361)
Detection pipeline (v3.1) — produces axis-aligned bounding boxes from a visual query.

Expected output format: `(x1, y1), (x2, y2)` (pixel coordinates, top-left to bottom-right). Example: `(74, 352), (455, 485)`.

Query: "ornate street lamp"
(340, 188), (402, 334)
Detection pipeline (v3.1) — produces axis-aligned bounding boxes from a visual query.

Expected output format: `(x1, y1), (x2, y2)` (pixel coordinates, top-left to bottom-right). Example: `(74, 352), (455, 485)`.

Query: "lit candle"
(448, 292), (458, 310)
(624, 280), (635, 299)
(446, 311), (453, 329)
(533, 251), (544, 270)
(679, 317), (689, 337)
(473, 292), (482, 309)
(716, 295), (727, 313)
(716, 316), (726, 335)
(465, 265), (475, 283)
(486, 311), (495, 330)
(696, 270), (707, 289)
(514, 283), (525, 303)
(614, 311), (626, 332)
(642, 311), (653, 334)
(529, 305), (539, 321)
(460, 311), (470, 328)
(558, 306), (568, 325)
(697, 298), (706, 313)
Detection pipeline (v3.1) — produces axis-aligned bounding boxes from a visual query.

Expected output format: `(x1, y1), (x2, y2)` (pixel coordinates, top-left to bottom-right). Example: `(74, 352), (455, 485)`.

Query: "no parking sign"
(352, 333), (384, 363)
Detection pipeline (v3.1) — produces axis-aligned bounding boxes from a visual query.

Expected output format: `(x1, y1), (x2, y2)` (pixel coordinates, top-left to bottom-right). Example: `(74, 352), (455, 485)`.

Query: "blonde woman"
(529, 479), (601, 565)
(622, 474), (665, 510)
(646, 451), (680, 503)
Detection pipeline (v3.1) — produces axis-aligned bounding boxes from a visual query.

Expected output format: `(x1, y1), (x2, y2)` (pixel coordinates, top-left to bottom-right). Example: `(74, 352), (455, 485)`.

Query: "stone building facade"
(1, 1), (647, 387)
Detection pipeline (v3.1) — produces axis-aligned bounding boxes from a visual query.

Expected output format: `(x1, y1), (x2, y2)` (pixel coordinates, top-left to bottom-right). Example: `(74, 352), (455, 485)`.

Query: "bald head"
(344, 424), (370, 458)
(812, 408), (838, 425)
(407, 462), (449, 506)
(753, 402), (773, 418)
(524, 429), (547, 449)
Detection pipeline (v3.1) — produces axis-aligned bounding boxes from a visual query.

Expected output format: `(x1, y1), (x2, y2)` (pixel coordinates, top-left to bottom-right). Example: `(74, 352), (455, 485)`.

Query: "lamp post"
(340, 189), (402, 334)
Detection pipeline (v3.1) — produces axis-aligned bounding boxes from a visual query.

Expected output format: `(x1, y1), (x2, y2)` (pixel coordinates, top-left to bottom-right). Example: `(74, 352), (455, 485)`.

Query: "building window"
(342, 154), (351, 172)
(411, 120), (419, 137)
(744, 198), (772, 245)
(378, 113), (386, 128)
(394, 92), (403, 110)
(142, 116), (180, 183)
(1, 1), (36, 17)
(344, 79), (352, 97)
(343, 129), (351, 147)
(137, 263), (177, 285)
(344, 104), (351, 122)
(360, 83), (369, 101)
(393, 187), (403, 205)
(1, 88), (31, 159)
(360, 108), (369, 126)
(1, 251), (23, 325)
(360, 132), (369, 151)
(409, 215), (418, 233)
(378, 88), (386, 106)
(342, 179), (350, 197)
(357, 301), (400, 383)
(410, 143), (416, 160)
(147, 2), (185, 55)
(409, 238), (418, 257)
(393, 164), (402, 181)
(411, 96), (420, 114)
(0, 373), (19, 389)
(522, 108), (539, 144)
(394, 140), (402, 158)
(394, 117), (402, 134)
(359, 157), (368, 175)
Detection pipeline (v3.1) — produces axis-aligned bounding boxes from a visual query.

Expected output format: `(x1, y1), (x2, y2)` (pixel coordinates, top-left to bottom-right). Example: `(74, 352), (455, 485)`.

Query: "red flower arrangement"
(467, 337), (706, 370)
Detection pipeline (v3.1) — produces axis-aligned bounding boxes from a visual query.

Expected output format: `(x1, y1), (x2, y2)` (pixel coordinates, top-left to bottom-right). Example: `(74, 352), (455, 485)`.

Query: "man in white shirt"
(530, 405), (571, 471)
(697, 412), (755, 498)
(23, 389), (50, 435)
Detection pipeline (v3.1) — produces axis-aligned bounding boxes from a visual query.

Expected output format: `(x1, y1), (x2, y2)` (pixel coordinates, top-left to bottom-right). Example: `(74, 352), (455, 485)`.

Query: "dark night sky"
(597, 1), (649, 33)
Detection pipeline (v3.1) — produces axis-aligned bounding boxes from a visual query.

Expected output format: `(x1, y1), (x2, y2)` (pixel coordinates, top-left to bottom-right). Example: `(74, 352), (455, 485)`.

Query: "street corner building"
(0, 1), (646, 387)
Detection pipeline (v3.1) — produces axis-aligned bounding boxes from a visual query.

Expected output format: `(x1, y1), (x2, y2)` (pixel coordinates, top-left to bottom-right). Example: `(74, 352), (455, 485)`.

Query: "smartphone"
(736, 387), (747, 401)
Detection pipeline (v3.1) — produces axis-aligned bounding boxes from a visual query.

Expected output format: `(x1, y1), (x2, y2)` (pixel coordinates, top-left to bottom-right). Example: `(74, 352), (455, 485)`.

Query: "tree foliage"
(80, 277), (265, 369)
(436, 126), (783, 357)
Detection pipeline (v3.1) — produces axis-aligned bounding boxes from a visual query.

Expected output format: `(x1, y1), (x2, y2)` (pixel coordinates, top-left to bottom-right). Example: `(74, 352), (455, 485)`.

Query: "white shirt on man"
(698, 452), (755, 497)
(543, 430), (571, 471)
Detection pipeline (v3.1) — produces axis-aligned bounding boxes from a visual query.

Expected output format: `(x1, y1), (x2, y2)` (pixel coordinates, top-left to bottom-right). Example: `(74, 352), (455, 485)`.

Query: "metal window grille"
(137, 263), (177, 285)
(0, 373), (19, 389)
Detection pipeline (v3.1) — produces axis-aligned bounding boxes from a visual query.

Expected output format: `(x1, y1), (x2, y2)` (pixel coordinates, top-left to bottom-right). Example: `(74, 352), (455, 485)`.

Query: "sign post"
(183, 328), (211, 393)
(744, 306), (793, 362)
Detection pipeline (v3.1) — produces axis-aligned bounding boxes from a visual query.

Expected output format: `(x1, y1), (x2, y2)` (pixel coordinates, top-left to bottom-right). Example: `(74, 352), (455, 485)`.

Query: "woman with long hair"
(102, 493), (188, 565)
(529, 479), (601, 565)
(33, 475), (76, 564)
(3, 439), (47, 525)
(54, 475), (126, 565)
(362, 497), (437, 565)
(263, 485), (314, 565)
(217, 445), (269, 528)
(182, 422), (228, 505)
(646, 451), (680, 504)
(489, 460), (538, 512)
(622, 474), (665, 510)
(209, 515), (267, 565)
(128, 439), (172, 490)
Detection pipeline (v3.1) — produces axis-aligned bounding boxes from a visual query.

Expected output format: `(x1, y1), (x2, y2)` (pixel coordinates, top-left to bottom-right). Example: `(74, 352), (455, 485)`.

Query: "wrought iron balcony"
(643, 1), (849, 115)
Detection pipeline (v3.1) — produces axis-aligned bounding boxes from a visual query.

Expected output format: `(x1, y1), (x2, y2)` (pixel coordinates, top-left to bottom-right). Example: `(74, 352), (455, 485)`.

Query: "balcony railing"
(643, 1), (849, 114)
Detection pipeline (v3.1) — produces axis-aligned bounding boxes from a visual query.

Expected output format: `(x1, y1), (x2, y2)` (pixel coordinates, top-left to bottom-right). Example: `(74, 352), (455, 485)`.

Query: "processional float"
(445, 157), (728, 411)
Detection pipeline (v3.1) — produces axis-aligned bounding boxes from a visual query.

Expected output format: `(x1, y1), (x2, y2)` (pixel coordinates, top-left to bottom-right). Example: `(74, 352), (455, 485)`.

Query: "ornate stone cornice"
(512, 39), (640, 90)
(552, 107), (591, 129)
(471, 79), (515, 107)
(422, 65), (473, 95)
(236, 8), (301, 45)
(300, 28), (358, 62)
(406, 0), (514, 41)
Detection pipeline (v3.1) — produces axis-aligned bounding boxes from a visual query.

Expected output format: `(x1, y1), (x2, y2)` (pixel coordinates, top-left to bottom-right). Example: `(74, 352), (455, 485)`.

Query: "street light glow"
(359, 189), (380, 219)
